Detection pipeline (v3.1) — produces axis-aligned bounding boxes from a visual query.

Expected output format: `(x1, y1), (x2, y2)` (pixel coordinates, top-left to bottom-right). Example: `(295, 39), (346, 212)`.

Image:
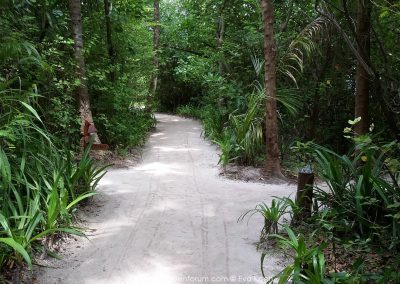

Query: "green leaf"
(0, 214), (12, 237)
(393, 213), (400, 219)
(388, 202), (400, 209)
(20, 101), (43, 124)
(0, 238), (32, 269)
(261, 253), (267, 278)
(66, 192), (97, 210)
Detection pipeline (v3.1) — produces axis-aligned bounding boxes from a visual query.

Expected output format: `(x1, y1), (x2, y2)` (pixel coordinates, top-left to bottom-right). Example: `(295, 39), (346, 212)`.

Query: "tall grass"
(0, 85), (107, 271)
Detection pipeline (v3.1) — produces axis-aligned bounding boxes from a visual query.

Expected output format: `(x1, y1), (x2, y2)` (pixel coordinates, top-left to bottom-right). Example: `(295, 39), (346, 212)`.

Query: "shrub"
(312, 133), (400, 243)
(239, 198), (292, 239)
(176, 104), (202, 118)
(257, 121), (400, 283)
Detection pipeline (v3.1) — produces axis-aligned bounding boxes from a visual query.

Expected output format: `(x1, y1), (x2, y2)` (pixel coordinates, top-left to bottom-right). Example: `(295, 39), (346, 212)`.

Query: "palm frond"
(279, 16), (334, 84)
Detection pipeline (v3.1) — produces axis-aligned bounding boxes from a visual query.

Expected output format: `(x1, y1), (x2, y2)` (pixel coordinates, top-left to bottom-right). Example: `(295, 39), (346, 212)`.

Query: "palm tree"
(261, 0), (283, 178)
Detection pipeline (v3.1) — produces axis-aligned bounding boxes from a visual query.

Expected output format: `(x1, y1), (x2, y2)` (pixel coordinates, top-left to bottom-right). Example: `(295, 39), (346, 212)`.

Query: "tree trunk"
(216, 14), (225, 74)
(261, 0), (283, 178)
(149, 0), (161, 100)
(308, 44), (332, 140)
(68, 0), (100, 143)
(104, 0), (115, 83)
(354, 0), (371, 135)
(216, 0), (228, 74)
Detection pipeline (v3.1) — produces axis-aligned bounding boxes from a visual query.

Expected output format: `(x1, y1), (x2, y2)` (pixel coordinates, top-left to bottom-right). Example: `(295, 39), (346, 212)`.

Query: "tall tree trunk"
(308, 44), (332, 140)
(68, 0), (100, 143)
(261, 0), (283, 178)
(104, 0), (115, 83)
(354, 0), (371, 135)
(149, 0), (160, 100)
(216, 14), (225, 74)
(216, 0), (228, 74)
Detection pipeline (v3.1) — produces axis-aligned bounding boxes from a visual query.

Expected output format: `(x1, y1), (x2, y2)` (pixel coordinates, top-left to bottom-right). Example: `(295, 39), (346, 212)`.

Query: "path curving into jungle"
(37, 114), (295, 284)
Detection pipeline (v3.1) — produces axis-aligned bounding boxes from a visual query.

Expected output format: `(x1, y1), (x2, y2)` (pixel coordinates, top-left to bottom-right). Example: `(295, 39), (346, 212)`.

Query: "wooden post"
(82, 120), (109, 151)
(295, 169), (314, 222)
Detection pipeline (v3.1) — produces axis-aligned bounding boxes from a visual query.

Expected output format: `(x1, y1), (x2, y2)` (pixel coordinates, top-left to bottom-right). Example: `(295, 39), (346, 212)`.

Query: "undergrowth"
(241, 121), (400, 283)
(0, 88), (108, 274)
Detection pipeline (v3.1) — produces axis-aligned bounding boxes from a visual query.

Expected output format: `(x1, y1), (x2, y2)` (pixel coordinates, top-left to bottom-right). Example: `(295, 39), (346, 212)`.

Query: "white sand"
(36, 114), (295, 284)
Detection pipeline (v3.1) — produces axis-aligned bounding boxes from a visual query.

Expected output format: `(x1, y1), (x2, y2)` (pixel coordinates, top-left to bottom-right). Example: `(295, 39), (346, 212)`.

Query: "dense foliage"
(157, 0), (400, 282)
(0, 0), (156, 276)
(0, 89), (108, 277)
(158, 0), (399, 167)
(1, 0), (155, 151)
(1, 0), (399, 281)
(249, 129), (400, 282)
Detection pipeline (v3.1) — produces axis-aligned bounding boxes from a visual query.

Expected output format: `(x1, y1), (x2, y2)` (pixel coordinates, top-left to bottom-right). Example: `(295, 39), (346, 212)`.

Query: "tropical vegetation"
(1, 0), (399, 282)
(0, 0), (154, 278)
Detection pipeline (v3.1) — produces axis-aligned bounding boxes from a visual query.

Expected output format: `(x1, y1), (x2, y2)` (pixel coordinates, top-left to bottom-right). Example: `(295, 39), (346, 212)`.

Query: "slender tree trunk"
(216, 12), (226, 110)
(354, 0), (371, 135)
(68, 0), (100, 142)
(216, 0), (228, 74)
(308, 44), (332, 140)
(216, 14), (225, 74)
(261, 0), (283, 178)
(149, 0), (160, 100)
(104, 0), (115, 83)
(279, 1), (293, 33)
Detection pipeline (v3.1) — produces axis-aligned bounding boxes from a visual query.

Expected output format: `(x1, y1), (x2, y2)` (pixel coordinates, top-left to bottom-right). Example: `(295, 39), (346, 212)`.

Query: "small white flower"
(369, 123), (375, 132)
(343, 127), (352, 133)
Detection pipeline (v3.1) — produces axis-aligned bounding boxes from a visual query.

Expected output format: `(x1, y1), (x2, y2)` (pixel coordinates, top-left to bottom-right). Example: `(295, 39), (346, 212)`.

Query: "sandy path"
(37, 114), (295, 284)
